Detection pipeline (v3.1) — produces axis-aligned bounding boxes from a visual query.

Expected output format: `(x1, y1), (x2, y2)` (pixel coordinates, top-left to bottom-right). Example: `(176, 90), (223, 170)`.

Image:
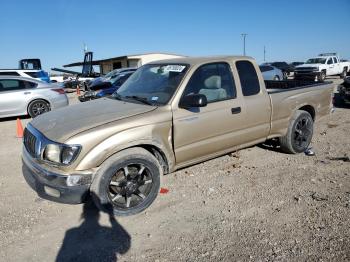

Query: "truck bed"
(266, 80), (334, 139)
(265, 80), (331, 93)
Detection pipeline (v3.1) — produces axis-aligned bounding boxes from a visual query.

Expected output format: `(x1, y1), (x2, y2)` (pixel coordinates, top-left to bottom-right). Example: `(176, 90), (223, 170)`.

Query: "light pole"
(241, 33), (247, 56)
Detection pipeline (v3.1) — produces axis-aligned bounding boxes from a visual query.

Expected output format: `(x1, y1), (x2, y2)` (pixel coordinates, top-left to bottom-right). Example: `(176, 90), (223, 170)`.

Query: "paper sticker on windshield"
(164, 65), (186, 72)
(151, 96), (159, 101)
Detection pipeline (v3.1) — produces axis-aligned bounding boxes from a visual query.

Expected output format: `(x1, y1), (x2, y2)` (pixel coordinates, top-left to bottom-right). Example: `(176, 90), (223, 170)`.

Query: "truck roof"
(148, 56), (254, 66)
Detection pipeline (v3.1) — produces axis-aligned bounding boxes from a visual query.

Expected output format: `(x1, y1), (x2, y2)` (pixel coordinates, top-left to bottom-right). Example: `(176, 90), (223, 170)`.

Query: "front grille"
(295, 67), (317, 72)
(24, 128), (37, 157)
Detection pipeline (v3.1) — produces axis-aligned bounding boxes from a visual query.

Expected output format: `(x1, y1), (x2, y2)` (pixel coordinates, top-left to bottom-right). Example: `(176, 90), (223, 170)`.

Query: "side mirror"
(179, 94), (207, 108)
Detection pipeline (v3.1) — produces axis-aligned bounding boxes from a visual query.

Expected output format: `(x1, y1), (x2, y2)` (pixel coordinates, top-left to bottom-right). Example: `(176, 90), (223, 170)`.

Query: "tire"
(90, 147), (162, 216)
(279, 110), (313, 154)
(273, 75), (280, 81)
(319, 71), (326, 82)
(340, 68), (347, 79)
(28, 99), (50, 118)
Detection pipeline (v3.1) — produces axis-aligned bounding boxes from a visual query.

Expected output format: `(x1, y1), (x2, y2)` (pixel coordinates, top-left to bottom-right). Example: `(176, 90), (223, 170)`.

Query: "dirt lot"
(0, 78), (349, 261)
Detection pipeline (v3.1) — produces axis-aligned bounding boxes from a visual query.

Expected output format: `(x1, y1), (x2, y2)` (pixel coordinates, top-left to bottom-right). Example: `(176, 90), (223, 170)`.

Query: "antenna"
(241, 33), (248, 56)
(264, 46), (266, 62)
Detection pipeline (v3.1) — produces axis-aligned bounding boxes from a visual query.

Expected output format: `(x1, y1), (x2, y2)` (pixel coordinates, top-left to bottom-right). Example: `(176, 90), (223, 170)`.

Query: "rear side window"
(0, 71), (20, 76)
(333, 57), (338, 63)
(0, 79), (25, 92)
(236, 61), (260, 96)
(24, 81), (38, 88)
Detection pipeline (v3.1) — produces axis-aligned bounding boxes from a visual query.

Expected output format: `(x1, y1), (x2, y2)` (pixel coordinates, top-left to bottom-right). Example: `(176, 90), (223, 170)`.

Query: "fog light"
(44, 186), (60, 198)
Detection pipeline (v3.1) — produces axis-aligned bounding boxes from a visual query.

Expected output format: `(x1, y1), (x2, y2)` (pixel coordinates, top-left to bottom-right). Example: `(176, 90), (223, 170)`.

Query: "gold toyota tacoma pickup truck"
(22, 56), (334, 216)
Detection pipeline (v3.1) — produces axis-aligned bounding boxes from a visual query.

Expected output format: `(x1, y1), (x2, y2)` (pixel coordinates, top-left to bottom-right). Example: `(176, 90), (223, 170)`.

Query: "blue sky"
(1, 0), (349, 72)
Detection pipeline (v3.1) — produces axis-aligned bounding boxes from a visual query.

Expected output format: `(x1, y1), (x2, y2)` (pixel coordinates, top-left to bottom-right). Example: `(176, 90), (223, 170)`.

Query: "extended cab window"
(182, 63), (236, 103)
(333, 57), (338, 63)
(236, 60), (260, 96)
(0, 79), (25, 92)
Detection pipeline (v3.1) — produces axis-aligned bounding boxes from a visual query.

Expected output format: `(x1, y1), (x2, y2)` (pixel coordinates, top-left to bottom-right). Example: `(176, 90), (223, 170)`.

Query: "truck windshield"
(113, 64), (188, 105)
(305, 58), (326, 64)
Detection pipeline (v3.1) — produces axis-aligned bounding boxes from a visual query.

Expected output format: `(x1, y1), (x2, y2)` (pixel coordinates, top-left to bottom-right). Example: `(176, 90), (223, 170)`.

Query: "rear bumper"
(22, 149), (92, 204)
(51, 94), (69, 109)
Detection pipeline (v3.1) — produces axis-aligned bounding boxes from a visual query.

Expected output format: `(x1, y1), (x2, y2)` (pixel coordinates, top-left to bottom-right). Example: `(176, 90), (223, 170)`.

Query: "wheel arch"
(297, 105), (315, 121)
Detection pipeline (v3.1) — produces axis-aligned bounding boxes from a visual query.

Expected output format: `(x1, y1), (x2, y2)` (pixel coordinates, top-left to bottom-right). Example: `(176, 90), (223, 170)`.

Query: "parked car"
(259, 65), (283, 80)
(87, 68), (137, 91)
(79, 71), (134, 102)
(337, 76), (350, 104)
(22, 56), (334, 216)
(0, 69), (50, 83)
(0, 76), (68, 118)
(262, 62), (293, 79)
(294, 53), (350, 81)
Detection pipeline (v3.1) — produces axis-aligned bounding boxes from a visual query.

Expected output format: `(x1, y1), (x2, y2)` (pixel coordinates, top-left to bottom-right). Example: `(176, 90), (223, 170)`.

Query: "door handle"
(231, 107), (241, 114)
(24, 91), (31, 95)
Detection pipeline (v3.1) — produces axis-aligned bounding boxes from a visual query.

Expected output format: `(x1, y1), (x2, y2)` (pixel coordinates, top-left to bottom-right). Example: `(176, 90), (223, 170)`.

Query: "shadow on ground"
(56, 199), (131, 262)
(0, 115), (30, 123)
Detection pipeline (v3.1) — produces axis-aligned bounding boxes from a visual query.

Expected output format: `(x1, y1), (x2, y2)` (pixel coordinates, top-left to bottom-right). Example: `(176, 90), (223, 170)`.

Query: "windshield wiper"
(125, 95), (154, 105)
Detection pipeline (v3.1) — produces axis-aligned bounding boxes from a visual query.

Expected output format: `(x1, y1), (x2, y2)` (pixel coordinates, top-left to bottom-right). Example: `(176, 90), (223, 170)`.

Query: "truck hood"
(296, 64), (323, 68)
(30, 98), (157, 142)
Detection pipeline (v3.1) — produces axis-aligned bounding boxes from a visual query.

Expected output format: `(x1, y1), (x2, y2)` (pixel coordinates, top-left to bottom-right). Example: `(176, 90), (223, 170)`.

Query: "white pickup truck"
(294, 53), (350, 81)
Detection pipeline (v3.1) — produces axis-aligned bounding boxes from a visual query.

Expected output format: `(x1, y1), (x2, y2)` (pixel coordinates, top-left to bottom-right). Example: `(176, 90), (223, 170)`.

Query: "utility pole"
(263, 45), (266, 62)
(241, 33), (248, 56)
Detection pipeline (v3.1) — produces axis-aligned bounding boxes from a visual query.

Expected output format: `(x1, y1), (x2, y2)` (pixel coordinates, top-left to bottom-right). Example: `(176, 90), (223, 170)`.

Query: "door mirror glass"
(179, 94), (207, 108)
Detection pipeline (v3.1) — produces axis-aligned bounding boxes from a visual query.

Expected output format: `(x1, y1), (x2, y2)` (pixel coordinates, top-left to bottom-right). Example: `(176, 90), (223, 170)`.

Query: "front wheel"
(90, 148), (161, 216)
(340, 68), (347, 79)
(319, 71), (326, 82)
(280, 110), (314, 154)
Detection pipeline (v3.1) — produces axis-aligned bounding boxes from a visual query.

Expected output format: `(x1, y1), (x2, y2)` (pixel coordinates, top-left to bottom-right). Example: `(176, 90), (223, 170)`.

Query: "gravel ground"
(0, 78), (349, 261)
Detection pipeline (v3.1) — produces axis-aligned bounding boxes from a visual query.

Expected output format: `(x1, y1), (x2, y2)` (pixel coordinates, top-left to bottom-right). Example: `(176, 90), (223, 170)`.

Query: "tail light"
(51, 88), (65, 94)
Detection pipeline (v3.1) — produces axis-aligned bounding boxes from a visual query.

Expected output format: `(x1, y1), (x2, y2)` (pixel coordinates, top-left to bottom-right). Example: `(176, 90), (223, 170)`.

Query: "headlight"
(44, 144), (81, 165)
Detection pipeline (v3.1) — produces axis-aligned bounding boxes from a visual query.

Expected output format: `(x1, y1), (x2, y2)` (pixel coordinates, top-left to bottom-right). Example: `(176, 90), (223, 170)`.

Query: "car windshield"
(305, 58), (326, 64)
(104, 69), (119, 79)
(113, 64), (188, 105)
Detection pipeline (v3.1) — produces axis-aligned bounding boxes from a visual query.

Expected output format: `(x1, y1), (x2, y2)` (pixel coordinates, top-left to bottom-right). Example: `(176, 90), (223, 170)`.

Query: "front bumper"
(294, 71), (320, 79)
(22, 149), (93, 204)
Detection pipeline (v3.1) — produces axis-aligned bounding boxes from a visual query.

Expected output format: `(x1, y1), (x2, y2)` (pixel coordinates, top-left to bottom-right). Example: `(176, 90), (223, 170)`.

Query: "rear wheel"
(28, 99), (50, 118)
(280, 110), (313, 154)
(91, 148), (161, 216)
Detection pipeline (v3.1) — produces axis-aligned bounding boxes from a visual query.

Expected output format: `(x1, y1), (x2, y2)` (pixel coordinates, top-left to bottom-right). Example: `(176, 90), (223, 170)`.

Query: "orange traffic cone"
(76, 85), (81, 96)
(16, 118), (24, 138)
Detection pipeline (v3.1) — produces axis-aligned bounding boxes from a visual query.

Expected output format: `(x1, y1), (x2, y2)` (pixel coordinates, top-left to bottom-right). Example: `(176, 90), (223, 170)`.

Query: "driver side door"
(172, 62), (245, 165)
